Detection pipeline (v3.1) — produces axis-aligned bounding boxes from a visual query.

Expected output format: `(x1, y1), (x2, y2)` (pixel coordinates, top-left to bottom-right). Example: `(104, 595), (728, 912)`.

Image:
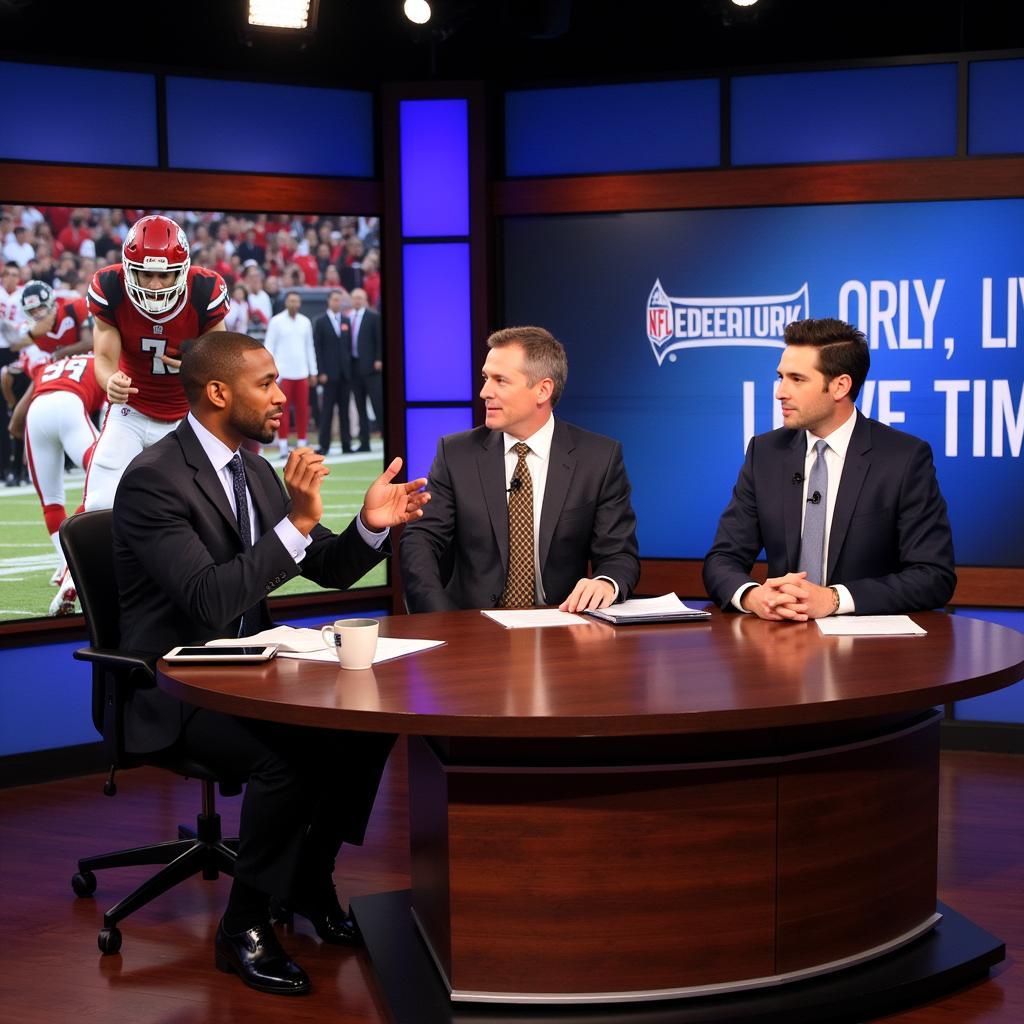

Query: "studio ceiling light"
(404, 0), (432, 25)
(247, 0), (317, 30)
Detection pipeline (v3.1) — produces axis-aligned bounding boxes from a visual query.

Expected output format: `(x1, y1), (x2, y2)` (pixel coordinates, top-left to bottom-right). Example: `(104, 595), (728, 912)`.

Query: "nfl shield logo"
(647, 279), (672, 344)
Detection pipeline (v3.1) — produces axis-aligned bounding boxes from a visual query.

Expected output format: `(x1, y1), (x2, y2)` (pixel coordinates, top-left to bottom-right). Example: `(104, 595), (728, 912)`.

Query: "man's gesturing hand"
(285, 447), (329, 535)
(106, 370), (138, 404)
(361, 457), (430, 531)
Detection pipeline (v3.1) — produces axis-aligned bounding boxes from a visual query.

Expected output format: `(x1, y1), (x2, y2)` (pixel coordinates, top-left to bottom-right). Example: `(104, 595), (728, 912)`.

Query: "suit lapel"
(242, 450), (278, 538)
(478, 430), (510, 573)
(827, 414), (871, 582)
(177, 420), (242, 543)
(783, 430), (807, 570)
(538, 419), (576, 571)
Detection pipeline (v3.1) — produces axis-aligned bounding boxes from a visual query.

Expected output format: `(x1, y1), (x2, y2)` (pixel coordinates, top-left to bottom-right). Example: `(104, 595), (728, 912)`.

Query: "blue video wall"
(503, 199), (1024, 566)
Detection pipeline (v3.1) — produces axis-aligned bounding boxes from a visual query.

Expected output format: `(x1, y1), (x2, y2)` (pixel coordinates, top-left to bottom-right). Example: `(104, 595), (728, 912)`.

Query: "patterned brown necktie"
(499, 442), (535, 608)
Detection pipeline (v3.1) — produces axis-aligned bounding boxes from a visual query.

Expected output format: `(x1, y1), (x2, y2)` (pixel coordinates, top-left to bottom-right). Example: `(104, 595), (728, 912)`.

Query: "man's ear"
(535, 377), (554, 404)
(830, 373), (852, 402)
(206, 379), (230, 410)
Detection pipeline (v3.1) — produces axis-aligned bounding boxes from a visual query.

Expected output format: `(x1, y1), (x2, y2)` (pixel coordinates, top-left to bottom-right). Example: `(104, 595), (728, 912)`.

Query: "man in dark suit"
(703, 317), (955, 620)
(348, 288), (382, 452)
(400, 326), (640, 613)
(112, 331), (428, 995)
(312, 290), (355, 454)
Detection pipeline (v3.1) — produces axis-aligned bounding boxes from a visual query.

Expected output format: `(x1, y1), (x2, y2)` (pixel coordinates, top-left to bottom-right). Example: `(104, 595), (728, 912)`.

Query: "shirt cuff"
(594, 575), (620, 603)
(274, 516), (312, 564)
(833, 584), (855, 615)
(356, 513), (389, 550)
(731, 582), (758, 612)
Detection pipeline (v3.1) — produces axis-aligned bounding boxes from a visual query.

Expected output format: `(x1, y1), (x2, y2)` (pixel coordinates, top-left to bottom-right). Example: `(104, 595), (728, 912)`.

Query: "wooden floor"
(0, 743), (1021, 1024)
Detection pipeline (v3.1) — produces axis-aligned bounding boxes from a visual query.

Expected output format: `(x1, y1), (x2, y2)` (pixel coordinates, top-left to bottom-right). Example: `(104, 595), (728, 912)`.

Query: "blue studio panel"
(0, 642), (97, 757)
(0, 62), (157, 167)
(954, 609), (1024, 722)
(166, 77), (373, 177)
(403, 243), (473, 403)
(406, 407), (474, 484)
(732, 64), (958, 165)
(400, 99), (469, 237)
(505, 79), (720, 177)
(502, 199), (1024, 566)
(968, 59), (1024, 155)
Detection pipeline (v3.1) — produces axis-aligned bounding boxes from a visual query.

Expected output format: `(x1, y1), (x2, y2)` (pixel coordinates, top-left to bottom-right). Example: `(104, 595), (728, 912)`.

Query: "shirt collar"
(504, 414), (555, 461)
(807, 408), (857, 460)
(188, 411), (239, 474)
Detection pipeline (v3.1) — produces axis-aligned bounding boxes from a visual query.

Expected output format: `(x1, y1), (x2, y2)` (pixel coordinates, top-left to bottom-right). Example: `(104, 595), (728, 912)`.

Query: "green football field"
(0, 449), (385, 623)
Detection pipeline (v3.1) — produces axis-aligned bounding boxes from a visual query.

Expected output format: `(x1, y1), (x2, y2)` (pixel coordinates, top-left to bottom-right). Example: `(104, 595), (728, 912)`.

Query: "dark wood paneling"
(776, 718), (941, 973)
(493, 156), (1024, 216)
(0, 161), (382, 214)
(408, 737), (452, 979)
(636, 559), (1024, 609)
(443, 765), (777, 994)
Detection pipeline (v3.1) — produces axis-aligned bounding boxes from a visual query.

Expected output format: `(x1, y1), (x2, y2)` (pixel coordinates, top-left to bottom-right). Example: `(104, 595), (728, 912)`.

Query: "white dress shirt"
(502, 415), (618, 605)
(733, 410), (859, 615)
(264, 310), (317, 379)
(187, 413), (386, 563)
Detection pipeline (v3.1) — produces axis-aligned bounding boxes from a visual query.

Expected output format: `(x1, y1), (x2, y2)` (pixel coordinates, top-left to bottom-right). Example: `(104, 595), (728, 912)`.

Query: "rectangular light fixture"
(247, 0), (317, 31)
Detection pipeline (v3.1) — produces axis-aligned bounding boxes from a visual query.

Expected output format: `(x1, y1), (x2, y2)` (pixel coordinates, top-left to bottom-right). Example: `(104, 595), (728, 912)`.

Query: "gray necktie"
(227, 454), (260, 637)
(798, 439), (829, 586)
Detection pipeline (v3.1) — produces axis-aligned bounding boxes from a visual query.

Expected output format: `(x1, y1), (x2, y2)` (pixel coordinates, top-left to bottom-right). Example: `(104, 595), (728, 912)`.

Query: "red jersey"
(32, 295), (93, 355)
(87, 264), (229, 421)
(31, 352), (106, 414)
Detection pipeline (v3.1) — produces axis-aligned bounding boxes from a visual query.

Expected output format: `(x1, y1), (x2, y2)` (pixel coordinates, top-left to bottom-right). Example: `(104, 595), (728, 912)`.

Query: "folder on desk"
(582, 593), (712, 625)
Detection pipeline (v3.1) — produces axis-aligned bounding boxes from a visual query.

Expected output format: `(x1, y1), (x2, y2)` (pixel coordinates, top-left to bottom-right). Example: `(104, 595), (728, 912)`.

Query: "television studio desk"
(158, 608), (1024, 1023)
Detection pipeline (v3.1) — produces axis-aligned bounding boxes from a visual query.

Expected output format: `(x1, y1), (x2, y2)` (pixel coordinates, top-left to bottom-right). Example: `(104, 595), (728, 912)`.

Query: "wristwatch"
(829, 586), (841, 615)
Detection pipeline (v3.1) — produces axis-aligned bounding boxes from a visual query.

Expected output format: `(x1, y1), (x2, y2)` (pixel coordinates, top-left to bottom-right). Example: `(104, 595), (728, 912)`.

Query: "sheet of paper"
(609, 593), (705, 617)
(481, 609), (589, 629)
(208, 625), (324, 653)
(816, 615), (926, 637)
(278, 636), (447, 664)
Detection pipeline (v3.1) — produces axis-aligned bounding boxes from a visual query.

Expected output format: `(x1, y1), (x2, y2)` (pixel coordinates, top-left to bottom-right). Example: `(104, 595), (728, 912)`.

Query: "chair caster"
(98, 926), (122, 955)
(72, 870), (97, 897)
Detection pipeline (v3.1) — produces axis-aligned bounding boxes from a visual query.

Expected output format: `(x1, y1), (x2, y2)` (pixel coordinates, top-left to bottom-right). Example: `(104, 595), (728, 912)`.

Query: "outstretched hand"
(360, 457), (430, 530)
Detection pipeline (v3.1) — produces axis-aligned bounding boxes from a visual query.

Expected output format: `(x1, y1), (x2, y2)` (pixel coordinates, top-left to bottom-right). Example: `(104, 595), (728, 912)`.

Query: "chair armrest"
(74, 647), (156, 682)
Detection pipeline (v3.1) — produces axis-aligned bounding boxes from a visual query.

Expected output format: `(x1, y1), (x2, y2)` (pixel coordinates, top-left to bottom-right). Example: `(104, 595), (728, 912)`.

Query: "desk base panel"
(351, 892), (1004, 1023)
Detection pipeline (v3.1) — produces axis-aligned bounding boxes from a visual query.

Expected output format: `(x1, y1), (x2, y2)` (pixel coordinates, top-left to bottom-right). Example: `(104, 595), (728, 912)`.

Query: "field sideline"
(0, 447), (385, 623)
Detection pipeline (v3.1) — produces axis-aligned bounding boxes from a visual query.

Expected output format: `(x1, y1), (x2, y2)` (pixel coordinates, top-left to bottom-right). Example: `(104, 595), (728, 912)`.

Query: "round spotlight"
(731, 0), (759, 6)
(404, 0), (431, 24)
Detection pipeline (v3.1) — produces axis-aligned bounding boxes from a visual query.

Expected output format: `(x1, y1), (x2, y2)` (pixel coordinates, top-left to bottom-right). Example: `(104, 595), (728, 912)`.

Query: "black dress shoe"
(270, 889), (359, 946)
(214, 919), (310, 995)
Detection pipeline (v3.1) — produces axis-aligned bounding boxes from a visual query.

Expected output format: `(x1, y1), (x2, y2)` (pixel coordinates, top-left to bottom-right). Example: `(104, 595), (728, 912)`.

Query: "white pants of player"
(25, 391), (99, 507)
(83, 404), (179, 511)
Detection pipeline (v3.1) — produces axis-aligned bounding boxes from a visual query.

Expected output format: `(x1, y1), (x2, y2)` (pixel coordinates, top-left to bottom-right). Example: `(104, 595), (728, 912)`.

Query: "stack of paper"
(481, 609), (588, 629)
(816, 616), (926, 637)
(582, 593), (711, 625)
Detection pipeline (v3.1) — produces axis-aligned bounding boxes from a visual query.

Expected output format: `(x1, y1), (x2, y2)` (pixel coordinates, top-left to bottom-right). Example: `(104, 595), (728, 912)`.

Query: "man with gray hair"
(401, 325), (640, 613)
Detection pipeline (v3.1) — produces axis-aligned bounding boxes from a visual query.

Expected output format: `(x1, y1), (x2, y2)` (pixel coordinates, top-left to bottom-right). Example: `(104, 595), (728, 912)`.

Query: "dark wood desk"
(158, 609), (1024, 1016)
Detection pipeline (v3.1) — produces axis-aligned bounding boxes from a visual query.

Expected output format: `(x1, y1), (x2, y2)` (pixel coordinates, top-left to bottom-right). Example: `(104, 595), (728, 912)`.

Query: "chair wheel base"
(98, 926), (122, 955)
(72, 870), (97, 897)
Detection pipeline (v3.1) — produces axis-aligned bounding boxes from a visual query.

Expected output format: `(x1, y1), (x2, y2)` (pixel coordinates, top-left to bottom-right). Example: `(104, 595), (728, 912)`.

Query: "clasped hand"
(741, 572), (835, 621)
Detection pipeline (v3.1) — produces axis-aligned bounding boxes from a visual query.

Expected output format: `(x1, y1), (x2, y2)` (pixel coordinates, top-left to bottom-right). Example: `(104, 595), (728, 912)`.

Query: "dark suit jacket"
(112, 419), (386, 752)
(400, 419), (641, 612)
(312, 311), (354, 380)
(351, 308), (382, 374)
(702, 413), (956, 614)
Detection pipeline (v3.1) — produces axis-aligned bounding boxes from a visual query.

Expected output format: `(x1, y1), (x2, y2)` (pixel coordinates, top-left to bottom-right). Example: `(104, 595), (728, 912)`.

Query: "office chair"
(60, 510), (241, 955)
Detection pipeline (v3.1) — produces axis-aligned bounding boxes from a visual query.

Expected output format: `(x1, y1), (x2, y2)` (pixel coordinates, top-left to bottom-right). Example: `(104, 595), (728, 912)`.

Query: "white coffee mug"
(321, 618), (379, 670)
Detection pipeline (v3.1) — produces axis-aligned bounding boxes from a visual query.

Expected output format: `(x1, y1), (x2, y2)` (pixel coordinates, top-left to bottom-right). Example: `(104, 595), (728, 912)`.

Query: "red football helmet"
(122, 215), (190, 317)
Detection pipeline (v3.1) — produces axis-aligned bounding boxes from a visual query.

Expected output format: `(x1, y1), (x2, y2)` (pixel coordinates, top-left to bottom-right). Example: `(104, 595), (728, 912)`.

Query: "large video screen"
(503, 199), (1024, 567)
(0, 203), (383, 624)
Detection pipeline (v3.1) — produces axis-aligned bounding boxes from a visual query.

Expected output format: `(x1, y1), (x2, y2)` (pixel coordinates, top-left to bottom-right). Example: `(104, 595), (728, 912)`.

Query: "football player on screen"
(6, 347), (106, 614)
(19, 279), (94, 360)
(48, 215), (228, 611)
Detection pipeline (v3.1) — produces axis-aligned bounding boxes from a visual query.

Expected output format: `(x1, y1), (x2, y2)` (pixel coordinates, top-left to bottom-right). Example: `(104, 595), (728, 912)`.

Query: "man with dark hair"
(112, 330), (429, 995)
(703, 317), (956, 620)
(400, 325), (640, 613)
(312, 290), (355, 454)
